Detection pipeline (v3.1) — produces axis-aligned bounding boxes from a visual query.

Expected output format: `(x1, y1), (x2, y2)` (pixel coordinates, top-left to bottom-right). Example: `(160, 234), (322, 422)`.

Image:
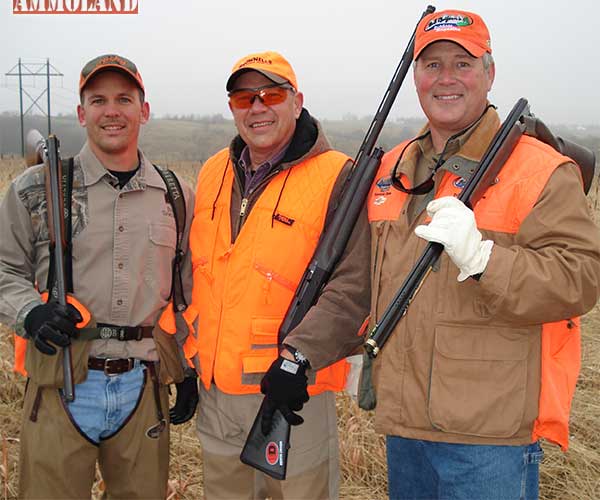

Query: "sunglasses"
(228, 83), (293, 110)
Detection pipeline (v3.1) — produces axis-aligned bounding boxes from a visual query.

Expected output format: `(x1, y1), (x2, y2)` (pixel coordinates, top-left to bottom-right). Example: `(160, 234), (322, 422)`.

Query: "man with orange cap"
(0, 54), (197, 498)
(364, 9), (600, 499)
(187, 51), (370, 499)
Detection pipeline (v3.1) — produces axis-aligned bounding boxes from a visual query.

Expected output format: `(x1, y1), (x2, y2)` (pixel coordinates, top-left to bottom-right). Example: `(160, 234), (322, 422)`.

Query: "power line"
(5, 58), (64, 156)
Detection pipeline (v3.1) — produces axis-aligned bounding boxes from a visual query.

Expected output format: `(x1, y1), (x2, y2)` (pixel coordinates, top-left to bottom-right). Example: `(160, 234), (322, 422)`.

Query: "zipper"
(232, 167), (284, 240)
(254, 262), (296, 291)
(239, 198), (249, 217)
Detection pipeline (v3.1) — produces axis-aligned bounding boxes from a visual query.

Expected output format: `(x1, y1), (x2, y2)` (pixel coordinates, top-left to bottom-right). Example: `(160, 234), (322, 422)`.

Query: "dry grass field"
(0, 157), (599, 499)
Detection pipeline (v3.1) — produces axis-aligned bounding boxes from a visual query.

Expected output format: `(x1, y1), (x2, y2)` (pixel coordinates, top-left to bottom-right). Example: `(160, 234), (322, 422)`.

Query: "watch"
(285, 345), (310, 368)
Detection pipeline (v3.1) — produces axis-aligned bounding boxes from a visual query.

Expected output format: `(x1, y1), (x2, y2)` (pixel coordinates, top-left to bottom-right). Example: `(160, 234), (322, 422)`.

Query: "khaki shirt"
(0, 143), (194, 361)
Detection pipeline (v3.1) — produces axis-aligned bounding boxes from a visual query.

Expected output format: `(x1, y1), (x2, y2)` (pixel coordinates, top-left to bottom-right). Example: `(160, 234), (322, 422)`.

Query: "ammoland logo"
(13, 0), (138, 14)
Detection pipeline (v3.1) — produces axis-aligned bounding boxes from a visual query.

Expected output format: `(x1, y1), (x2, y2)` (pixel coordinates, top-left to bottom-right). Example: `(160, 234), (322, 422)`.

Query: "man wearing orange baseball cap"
(1, 53), (199, 498)
(364, 8), (600, 499)
(188, 51), (370, 499)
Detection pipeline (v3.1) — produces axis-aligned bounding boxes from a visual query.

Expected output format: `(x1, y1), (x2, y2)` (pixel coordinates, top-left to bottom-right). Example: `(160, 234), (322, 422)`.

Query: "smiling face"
(228, 71), (303, 167)
(77, 70), (149, 170)
(414, 41), (495, 151)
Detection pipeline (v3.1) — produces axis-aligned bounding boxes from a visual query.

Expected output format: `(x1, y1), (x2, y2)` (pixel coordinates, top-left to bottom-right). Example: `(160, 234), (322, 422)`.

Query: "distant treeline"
(0, 112), (598, 164)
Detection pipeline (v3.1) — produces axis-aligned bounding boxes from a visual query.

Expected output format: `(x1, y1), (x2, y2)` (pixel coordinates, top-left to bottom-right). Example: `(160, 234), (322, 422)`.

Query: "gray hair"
(482, 52), (494, 70)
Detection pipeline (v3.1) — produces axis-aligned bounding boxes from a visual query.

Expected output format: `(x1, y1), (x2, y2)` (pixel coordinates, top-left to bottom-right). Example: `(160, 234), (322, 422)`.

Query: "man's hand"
(260, 355), (309, 435)
(414, 196), (494, 282)
(24, 302), (82, 355)
(169, 374), (199, 425)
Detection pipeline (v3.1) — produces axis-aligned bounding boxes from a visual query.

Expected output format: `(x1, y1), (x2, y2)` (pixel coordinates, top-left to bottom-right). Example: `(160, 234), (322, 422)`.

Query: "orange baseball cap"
(79, 54), (145, 94)
(226, 51), (298, 92)
(413, 10), (492, 60)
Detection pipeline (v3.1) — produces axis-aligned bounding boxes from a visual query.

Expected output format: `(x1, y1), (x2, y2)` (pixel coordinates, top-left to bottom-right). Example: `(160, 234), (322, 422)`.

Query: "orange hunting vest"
(368, 135), (580, 451)
(188, 148), (350, 395)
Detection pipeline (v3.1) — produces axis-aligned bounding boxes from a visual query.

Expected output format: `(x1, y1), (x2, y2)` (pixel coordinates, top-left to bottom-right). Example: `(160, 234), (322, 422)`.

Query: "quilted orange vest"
(188, 148), (350, 395)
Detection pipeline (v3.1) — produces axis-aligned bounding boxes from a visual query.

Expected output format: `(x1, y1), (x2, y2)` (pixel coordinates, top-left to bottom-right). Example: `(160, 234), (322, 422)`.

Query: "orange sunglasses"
(228, 83), (293, 110)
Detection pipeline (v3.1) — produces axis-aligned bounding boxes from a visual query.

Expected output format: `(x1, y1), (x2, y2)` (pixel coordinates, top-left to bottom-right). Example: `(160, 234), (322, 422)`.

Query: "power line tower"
(5, 58), (64, 156)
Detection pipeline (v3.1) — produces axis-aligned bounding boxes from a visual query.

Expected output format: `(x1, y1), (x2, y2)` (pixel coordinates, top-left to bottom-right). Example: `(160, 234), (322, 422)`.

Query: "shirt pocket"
(428, 324), (529, 438)
(144, 222), (177, 300)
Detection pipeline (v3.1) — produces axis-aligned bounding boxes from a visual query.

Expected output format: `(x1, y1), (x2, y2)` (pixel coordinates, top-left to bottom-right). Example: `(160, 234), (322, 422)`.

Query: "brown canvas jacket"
(370, 109), (600, 445)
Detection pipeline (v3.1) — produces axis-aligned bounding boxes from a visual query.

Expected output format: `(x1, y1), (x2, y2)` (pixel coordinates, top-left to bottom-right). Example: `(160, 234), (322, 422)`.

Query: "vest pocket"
(428, 324), (528, 438)
(241, 316), (283, 385)
(253, 262), (296, 304)
(241, 348), (278, 386)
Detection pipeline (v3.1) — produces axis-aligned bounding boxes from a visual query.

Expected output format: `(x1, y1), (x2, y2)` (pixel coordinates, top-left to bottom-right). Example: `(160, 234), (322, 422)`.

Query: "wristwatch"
(285, 345), (311, 368)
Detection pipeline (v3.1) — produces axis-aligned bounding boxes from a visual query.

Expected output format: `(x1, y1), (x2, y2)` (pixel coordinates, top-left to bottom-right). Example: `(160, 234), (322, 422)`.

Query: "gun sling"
(78, 324), (154, 341)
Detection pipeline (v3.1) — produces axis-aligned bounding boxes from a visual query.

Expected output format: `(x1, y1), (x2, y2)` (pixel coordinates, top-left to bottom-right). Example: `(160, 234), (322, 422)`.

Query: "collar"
(238, 141), (290, 174)
(395, 105), (501, 183)
(229, 107), (331, 172)
(77, 142), (165, 191)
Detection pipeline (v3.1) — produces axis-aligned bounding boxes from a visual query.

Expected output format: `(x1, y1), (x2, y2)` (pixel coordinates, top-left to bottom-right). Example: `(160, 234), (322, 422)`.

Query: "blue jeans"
(386, 436), (543, 500)
(65, 362), (145, 443)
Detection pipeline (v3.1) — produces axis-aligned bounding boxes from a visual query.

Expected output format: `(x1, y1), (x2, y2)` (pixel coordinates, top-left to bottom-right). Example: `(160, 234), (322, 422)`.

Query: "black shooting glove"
(24, 302), (82, 355)
(260, 355), (309, 435)
(169, 374), (199, 425)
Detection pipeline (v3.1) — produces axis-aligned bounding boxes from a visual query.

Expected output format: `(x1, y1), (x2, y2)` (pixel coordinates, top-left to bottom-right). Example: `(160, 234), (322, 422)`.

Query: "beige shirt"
(0, 143), (194, 361)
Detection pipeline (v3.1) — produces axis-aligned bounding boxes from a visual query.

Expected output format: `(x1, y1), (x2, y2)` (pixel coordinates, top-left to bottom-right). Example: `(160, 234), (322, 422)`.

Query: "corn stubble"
(0, 159), (598, 499)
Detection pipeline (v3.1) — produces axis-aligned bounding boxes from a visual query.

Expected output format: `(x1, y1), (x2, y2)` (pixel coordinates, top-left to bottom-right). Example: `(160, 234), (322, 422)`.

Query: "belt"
(79, 324), (154, 342)
(88, 357), (148, 376)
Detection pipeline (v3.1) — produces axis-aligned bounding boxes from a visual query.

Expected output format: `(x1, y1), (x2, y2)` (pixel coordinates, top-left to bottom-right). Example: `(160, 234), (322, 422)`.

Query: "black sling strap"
(153, 165), (188, 313)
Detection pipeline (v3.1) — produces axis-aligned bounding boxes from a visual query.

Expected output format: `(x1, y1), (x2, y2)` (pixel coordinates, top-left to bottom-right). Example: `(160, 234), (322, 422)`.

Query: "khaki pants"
(19, 368), (170, 499)
(196, 385), (340, 500)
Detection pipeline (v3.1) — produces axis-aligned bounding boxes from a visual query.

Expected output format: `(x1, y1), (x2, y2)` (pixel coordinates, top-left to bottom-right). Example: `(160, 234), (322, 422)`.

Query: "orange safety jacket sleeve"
(477, 163), (600, 323)
(282, 161), (371, 370)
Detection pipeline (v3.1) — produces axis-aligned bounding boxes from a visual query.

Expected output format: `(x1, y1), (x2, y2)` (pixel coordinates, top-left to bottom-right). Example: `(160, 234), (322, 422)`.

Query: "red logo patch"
(265, 441), (279, 466)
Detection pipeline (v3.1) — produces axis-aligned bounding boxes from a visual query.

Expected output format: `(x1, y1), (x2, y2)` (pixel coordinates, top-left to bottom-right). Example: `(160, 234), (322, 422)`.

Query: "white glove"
(414, 196), (493, 282)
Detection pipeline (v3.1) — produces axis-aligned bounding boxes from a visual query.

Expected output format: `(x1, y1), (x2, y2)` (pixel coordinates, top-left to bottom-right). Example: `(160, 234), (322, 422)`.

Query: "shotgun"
(240, 4), (437, 480)
(43, 135), (75, 401)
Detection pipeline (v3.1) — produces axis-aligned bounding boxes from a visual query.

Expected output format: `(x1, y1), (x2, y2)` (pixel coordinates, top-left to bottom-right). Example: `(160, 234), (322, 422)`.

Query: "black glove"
(24, 302), (82, 355)
(169, 374), (199, 425)
(260, 355), (309, 435)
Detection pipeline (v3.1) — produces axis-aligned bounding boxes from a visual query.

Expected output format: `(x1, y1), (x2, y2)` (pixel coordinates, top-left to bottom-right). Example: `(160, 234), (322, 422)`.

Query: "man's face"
(414, 41), (495, 141)
(77, 70), (149, 161)
(228, 71), (303, 163)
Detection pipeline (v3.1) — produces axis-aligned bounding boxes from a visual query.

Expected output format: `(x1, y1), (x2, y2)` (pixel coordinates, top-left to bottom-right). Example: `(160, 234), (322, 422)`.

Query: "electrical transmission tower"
(5, 58), (64, 156)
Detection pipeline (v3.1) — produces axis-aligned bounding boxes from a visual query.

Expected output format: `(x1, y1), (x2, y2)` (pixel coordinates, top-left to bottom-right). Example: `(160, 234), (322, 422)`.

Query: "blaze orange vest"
(188, 148), (350, 395)
(369, 135), (580, 451)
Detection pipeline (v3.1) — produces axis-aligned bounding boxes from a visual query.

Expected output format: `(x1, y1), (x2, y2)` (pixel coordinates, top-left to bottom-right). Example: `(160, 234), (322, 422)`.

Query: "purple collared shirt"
(238, 143), (290, 198)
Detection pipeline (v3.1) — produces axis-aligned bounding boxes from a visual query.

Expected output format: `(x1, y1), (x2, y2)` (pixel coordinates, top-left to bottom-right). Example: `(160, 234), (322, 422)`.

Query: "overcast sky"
(1, 0), (599, 126)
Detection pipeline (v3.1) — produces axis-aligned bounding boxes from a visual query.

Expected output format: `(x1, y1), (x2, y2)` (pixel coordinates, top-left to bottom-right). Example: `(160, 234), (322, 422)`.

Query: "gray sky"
(1, 0), (599, 125)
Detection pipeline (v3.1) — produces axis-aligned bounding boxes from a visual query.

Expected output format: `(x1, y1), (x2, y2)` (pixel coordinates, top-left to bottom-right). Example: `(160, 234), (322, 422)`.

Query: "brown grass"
(0, 159), (599, 499)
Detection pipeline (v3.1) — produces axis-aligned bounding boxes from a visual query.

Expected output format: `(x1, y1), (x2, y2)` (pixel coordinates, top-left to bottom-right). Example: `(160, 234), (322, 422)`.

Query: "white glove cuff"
(457, 240), (494, 282)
